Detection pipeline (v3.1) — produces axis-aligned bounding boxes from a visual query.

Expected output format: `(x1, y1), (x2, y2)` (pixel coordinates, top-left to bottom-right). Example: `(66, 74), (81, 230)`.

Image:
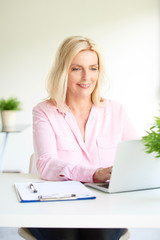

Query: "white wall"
(0, 0), (159, 172)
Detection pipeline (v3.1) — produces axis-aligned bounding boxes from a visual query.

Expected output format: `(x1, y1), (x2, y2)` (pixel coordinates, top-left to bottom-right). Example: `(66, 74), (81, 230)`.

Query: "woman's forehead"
(71, 50), (98, 65)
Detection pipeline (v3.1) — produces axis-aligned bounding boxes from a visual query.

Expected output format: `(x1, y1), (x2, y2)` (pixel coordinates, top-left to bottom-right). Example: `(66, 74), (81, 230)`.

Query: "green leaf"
(142, 110), (160, 159)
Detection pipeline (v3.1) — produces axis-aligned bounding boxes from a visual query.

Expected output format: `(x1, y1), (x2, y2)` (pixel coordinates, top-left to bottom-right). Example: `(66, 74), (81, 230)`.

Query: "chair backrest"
(29, 154), (39, 175)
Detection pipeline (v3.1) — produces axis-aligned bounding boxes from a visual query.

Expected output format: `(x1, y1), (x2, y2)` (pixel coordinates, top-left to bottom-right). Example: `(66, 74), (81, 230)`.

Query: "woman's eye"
(72, 68), (80, 71)
(91, 67), (98, 71)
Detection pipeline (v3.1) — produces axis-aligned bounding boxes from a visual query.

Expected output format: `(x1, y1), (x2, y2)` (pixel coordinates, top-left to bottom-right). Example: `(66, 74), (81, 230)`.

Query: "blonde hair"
(47, 36), (105, 110)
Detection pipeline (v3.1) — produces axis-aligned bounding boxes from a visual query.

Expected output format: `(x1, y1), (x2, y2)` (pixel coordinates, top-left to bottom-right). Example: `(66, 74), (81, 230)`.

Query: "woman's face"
(67, 50), (99, 100)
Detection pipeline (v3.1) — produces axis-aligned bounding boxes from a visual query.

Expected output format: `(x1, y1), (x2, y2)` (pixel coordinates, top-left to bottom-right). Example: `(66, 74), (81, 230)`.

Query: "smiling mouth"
(78, 84), (90, 89)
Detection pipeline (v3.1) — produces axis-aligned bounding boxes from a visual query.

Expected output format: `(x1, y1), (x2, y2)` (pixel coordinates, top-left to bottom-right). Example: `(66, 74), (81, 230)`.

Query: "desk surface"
(1, 173), (160, 228)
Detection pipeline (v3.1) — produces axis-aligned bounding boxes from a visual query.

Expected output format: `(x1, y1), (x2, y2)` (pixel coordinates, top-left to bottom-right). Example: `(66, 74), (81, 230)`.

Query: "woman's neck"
(66, 97), (92, 115)
(66, 96), (92, 142)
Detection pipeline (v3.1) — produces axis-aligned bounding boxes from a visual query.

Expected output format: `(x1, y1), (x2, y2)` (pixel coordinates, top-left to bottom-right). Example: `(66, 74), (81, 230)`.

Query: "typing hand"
(93, 167), (112, 182)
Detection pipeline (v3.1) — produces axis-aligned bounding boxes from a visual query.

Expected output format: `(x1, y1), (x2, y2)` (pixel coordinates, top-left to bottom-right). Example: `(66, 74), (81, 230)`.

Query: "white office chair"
(29, 153), (39, 175)
(18, 155), (130, 240)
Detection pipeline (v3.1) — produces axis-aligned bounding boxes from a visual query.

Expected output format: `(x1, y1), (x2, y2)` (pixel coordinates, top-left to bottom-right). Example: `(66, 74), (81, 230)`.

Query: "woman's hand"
(93, 167), (112, 182)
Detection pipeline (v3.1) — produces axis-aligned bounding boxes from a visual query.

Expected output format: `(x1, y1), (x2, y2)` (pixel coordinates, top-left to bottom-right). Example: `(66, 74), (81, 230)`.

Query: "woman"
(30, 36), (138, 240)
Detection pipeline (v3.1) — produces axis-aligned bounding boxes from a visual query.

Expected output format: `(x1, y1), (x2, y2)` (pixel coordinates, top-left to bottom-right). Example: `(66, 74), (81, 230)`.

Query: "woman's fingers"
(93, 166), (113, 182)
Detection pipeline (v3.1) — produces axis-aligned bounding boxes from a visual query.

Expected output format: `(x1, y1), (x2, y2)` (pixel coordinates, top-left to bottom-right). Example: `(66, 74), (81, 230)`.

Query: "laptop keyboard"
(97, 182), (110, 189)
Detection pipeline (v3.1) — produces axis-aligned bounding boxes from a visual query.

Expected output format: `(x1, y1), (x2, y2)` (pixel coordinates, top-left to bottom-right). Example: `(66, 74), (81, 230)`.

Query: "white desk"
(1, 173), (160, 228)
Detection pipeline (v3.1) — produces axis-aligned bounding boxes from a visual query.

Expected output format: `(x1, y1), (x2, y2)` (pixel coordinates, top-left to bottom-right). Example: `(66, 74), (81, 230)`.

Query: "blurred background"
(0, 0), (159, 172)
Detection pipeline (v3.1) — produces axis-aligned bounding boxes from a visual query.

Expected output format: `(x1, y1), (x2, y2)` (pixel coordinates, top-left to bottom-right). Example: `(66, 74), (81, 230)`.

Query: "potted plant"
(142, 113), (160, 158)
(0, 97), (22, 130)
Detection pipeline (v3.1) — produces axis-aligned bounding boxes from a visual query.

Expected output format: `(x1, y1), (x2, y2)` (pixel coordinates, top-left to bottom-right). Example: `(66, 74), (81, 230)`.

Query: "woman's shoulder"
(97, 99), (126, 121)
(99, 98), (123, 111)
(33, 99), (57, 112)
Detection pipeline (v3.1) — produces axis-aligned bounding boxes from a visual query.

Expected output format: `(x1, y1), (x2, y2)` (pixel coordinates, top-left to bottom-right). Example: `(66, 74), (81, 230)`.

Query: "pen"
(38, 194), (76, 201)
(29, 183), (38, 193)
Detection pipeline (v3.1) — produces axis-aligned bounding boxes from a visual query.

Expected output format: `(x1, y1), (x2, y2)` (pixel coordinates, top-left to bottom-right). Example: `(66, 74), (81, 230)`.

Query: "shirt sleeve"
(121, 107), (139, 140)
(32, 104), (96, 182)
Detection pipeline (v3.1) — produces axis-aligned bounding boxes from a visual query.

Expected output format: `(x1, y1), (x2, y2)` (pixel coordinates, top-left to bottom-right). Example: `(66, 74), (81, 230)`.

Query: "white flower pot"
(1, 110), (17, 131)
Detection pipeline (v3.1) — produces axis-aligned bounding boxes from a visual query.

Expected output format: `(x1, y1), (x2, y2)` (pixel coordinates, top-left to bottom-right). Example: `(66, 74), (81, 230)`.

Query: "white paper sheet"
(14, 181), (96, 202)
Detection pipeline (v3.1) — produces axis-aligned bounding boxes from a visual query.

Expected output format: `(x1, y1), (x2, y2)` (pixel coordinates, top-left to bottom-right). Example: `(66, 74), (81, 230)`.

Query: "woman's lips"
(78, 84), (90, 89)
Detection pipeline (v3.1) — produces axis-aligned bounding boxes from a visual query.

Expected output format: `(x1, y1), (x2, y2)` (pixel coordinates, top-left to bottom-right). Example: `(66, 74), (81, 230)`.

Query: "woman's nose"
(82, 69), (89, 81)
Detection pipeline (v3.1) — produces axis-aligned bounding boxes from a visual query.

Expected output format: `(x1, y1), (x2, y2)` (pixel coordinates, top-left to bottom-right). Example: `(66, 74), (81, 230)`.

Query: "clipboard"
(14, 180), (96, 203)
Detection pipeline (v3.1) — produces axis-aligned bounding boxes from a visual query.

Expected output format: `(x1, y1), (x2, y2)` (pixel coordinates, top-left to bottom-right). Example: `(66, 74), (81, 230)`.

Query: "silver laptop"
(85, 140), (160, 193)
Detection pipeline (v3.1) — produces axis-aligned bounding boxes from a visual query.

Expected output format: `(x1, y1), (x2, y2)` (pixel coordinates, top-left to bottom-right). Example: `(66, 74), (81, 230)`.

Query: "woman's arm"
(92, 103), (139, 183)
(121, 107), (139, 140)
(33, 105), (97, 182)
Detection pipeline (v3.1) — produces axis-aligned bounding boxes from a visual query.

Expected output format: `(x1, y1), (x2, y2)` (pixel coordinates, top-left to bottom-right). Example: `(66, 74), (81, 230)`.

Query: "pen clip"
(38, 194), (76, 201)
